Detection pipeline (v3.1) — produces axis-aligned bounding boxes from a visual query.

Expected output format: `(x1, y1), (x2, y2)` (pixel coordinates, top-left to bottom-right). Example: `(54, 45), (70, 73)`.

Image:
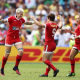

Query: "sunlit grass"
(0, 63), (80, 80)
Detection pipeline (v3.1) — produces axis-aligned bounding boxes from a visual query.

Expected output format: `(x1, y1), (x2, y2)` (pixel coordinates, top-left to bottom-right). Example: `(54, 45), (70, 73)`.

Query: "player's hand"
(0, 16), (2, 20)
(30, 16), (35, 20)
(58, 15), (63, 20)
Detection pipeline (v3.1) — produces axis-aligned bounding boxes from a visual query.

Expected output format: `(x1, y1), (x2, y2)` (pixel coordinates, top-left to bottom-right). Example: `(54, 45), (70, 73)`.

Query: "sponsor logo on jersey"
(12, 26), (19, 30)
(14, 20), (17, 21)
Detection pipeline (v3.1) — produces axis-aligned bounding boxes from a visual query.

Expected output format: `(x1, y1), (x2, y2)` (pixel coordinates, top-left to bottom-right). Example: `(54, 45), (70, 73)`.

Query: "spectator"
(0, 24), (7, 45)
(0, 0), (80, 47)
(32, 27), (44, 46)
(6, 0), (16, 9)
(25, 0), (36, 9)
(57, 27), (67, 47)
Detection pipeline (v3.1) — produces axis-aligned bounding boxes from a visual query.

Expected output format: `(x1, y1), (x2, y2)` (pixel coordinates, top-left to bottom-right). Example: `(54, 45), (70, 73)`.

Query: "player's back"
(45, 22), (59, 43)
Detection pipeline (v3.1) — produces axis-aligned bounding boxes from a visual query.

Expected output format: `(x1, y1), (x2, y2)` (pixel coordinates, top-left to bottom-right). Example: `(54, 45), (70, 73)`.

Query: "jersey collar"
(15, 15), (21, 20)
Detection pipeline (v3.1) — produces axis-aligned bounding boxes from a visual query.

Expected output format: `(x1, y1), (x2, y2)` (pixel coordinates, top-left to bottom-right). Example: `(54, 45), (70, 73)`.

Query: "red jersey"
(45, 23), (59, 44)
(7, 16), (25, 37)
(75, 25), (80, 43)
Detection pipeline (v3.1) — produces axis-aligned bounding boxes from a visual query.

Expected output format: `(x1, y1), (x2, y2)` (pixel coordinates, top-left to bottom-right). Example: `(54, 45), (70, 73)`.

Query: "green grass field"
(0, 63), (80, 80)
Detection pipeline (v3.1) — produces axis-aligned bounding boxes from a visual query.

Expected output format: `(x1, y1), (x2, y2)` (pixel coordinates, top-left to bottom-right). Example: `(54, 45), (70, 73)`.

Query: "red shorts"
(5, 36), (21, 46)
(43, 42), (56, 53)
(73, 43), (80, 52)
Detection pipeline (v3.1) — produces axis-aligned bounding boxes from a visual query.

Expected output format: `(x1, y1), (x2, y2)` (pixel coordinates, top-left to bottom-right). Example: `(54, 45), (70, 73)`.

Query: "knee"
(18, 50), (23, 55)
(69, 56), (74, 60)
(5, 50), (10, 58)
(42, 58), (47, 62)
(18, 48), (23, 55)
(42, 58), (44, 62)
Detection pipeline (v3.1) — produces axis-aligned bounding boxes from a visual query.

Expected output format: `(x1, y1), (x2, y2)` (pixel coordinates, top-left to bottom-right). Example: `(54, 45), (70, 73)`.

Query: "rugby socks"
(70, 59), (75, 73)
(44, 60), (57, 71)
(15, 55), (22, 67)
(44, 67), (50, 75)
(1, 56), (8, 69)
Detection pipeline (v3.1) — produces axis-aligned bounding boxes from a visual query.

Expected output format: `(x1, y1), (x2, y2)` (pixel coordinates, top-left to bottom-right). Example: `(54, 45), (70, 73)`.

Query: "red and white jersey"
(75, 25), (80, 43)
(7, 16), (26, 37)
(45, 22), (59, 44)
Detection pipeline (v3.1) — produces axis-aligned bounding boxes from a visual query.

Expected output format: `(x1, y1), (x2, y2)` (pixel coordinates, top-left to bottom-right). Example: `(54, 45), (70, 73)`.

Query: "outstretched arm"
(66, 29), (75, 35)
(0, 16), (7, 23)
(30, 16), (45, 28)
(75, 35), (80, 39)
(24, 21), (34, 25)
(70, 35), (80, 40)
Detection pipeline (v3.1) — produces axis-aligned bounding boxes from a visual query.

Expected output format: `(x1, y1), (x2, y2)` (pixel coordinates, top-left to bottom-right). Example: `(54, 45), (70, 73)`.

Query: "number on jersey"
(52, 28), (56, 37)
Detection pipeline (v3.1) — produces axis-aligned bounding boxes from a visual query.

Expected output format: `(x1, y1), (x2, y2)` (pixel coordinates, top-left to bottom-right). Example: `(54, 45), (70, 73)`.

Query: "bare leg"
(66, 48), (78, 76)
(44, 53), (53, 75)
(13, 42), (23, 75)
(1, 46), (12, 76)
(69, 48), (78, 73)
(39, 53), (59, 77)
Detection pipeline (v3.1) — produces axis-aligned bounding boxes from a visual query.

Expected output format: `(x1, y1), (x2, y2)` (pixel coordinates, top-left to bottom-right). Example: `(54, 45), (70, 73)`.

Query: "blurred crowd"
(0, 0), (80, 47)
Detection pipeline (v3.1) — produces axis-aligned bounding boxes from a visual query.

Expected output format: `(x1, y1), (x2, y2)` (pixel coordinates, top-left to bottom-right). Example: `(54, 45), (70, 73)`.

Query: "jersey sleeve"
(22, 18), (26, 23)
(7, 16), (13, 23)
(78, 25), (80, 32)
(45, 23), (50, 29)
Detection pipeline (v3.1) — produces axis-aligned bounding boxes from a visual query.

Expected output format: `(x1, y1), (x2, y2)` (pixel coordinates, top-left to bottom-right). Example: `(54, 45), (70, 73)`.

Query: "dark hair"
(47, 13), (55, 21)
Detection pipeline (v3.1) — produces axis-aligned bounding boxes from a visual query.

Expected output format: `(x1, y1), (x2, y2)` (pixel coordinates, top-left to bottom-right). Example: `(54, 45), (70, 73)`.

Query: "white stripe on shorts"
(5, 44), (14, 46)
(5, 42), (22, 46)
(14, 42), (22, 45)
(43, 51), (54, 54)
(73, 46), (80, 52)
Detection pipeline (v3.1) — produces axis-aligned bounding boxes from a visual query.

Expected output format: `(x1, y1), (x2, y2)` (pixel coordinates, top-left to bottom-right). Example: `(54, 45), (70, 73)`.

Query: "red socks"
(70, 59), (75, 73)
(44, 60), (57, 71)
(1, 55), (22, 69)
(44, 67), (50, 75)
(15, 55), (22, 67)
(1, 56), (8, 69)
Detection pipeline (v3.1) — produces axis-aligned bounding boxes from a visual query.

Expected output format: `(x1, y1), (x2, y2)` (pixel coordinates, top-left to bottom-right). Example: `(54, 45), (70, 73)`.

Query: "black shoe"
(39, 74), (48, 77)
(1, 68), (5, 76)
(66, 72), (75, 77)
(53, 69), (59, 77)
(13, 66), (21, 75)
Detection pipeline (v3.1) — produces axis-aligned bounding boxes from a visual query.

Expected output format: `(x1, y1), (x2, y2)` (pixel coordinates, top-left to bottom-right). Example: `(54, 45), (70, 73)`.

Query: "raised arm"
(30, 16), (45, 28)
(58, 15), (63, 29)
(0, 16), (7, 23)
